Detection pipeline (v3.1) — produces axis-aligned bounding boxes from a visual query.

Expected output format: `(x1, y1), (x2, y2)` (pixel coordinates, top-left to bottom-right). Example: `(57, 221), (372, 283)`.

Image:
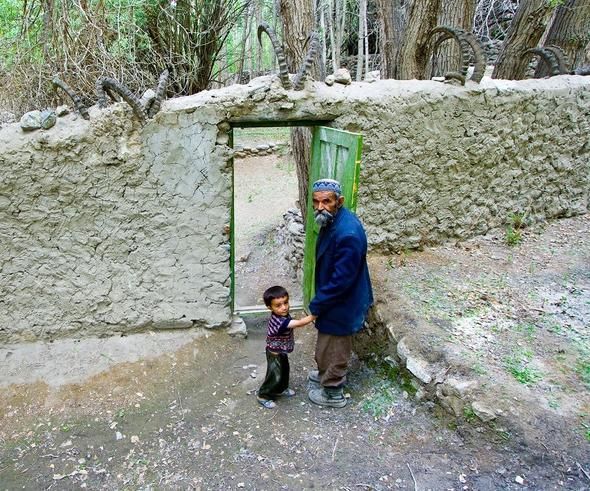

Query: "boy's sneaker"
(308, 387), (347, 408)
(256, 396), (276, 409)
(279, 388), (296, 397)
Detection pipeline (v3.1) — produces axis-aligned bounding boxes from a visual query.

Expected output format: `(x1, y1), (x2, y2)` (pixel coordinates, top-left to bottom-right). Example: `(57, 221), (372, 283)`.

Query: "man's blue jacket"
(308, 207), (373, 336)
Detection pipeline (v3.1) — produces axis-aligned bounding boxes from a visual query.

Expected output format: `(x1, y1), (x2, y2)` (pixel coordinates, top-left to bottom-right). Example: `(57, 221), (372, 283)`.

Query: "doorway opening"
(230, 121), (332, 315)
(230, 121), (364, 315)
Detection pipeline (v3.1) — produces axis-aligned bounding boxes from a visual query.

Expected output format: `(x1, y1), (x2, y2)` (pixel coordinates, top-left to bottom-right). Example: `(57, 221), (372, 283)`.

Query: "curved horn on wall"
(52, 76), (90, 120)
(429, 26), (469, 84)
(293, 31), (319, 90)
(522, 48), (562, 77)
(458, 31), (487, 83)
(428, 26), (487, 84)
(544, 45), (569, 75)
(145, 69), (170, 118)
(96, 77), (147, 123)
(257, 22), (292, 89)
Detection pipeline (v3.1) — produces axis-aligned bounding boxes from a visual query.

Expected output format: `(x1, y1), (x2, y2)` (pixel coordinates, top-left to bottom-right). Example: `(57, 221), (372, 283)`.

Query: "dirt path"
(1, 319), (587, 490)
(233, 150), (302, 308)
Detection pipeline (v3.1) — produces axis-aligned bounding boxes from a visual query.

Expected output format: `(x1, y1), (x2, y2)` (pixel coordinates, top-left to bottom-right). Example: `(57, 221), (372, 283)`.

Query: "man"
(307, 178), (373, 408)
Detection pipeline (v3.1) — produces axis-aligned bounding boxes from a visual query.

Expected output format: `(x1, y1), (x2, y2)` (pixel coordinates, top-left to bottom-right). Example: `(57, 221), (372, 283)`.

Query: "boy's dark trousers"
(258, 349), (290, 400)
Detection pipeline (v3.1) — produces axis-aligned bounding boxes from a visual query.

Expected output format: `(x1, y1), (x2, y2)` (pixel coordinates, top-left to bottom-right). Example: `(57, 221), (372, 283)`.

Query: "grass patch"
(463, 405), (477, 422)
(505, 225), (522, 246)
(575, 358), (590, 388)
(504, 349), (542, 385)
(360, 359), (416, 420)
(361, 379), (399, 420)
(505, 212), (527, 246)
(275, 159), (295, 174)
(471, 361), (487, 375)
(513, 322), (537, 340)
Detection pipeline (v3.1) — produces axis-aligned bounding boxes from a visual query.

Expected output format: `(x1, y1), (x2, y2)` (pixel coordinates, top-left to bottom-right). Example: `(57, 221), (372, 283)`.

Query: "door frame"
(229, 120), (334, 315)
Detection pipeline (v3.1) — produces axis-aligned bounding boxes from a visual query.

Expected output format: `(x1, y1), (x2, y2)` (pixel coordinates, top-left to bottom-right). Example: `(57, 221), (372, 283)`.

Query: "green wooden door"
(303, 126), (363, 306)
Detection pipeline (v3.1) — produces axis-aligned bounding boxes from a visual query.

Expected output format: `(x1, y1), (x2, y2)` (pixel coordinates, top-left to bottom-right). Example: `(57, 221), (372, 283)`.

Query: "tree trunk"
(328, 0), (338, 72)
(364, 0), (370, 75)
(280, 0), (315, 72)
(375, 0), (396, 78)
(319, 1), (328, 79)
(279, 0), (316, 221)
(41, 0), (55, 61)
(356, 0), (366, 80)
(396, 0), (442, 80)
(492, 0), (554, 80)
(536, 0), (590, 75)
(431, 0), (476, 77)
(237, 5), (251, 83)
(255, 0), (263, 77)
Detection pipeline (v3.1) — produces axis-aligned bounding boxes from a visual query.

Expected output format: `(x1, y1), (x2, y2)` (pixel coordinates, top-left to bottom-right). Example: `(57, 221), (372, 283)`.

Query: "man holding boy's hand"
(307, 178), (373, 408)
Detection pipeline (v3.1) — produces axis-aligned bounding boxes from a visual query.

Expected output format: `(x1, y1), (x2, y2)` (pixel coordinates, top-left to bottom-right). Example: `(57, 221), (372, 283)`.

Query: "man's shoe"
(308, 370), (320, 383)
(308, 387), (347, 408)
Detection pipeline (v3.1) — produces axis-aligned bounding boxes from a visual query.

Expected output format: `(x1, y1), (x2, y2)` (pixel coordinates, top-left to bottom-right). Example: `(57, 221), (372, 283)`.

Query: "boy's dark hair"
(263, 285), (289, 307)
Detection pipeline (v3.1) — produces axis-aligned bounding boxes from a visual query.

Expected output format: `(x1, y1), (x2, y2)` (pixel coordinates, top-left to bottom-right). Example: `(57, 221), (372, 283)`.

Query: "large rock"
(20, 109), (57, 131)
(20, 110), (44, 131)
(228, 316), (248, 338)
(40, 110), (57, 129)
(333, 68), (352, 85)
(397, 337), (434, 384)
(365, 70), (381, 82)
(472, 401), (497, 422)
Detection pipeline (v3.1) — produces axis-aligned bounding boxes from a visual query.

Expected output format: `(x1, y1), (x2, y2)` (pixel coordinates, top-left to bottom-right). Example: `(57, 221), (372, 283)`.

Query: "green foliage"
(361, 358), (415, 420)
(463, 405), (476, 422)
(504, 349), (542, 385)
(0, 0), (248, 115)
(361, 379), (399, 420)
(505, 212), (527, 246)
(471, 361), (487, 375)
(509, 211), (527, 229)
(575, 358), (590, 388)
(546, 0), (565, 7)
(234, 127), (290, 146)
(505, 225), (522, 246)
(513, 322), (537, 340)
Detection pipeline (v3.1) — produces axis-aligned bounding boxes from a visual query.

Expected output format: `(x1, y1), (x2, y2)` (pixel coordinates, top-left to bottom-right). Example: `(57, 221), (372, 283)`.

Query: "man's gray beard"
(314, 209), (334, 227)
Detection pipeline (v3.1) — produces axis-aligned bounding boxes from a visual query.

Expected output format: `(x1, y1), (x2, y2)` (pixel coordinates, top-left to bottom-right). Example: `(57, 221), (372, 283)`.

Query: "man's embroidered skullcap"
(312, 178), (342, 196)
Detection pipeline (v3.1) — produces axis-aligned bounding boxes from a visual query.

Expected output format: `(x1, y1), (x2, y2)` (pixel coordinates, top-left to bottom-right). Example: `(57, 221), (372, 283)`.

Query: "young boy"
(257, 285), (316, 409)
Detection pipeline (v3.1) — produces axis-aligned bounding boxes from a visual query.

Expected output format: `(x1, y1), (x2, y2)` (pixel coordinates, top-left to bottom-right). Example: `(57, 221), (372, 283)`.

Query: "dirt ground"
(0, 314), (588, 490)
(1, 133), (589, 489)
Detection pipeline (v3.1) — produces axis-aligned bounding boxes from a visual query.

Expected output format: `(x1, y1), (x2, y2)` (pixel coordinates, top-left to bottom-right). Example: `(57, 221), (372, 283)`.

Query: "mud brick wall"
(334, 79), (590, 252)
(0, 105), (232, 342)
(1, 75), (588, 341)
